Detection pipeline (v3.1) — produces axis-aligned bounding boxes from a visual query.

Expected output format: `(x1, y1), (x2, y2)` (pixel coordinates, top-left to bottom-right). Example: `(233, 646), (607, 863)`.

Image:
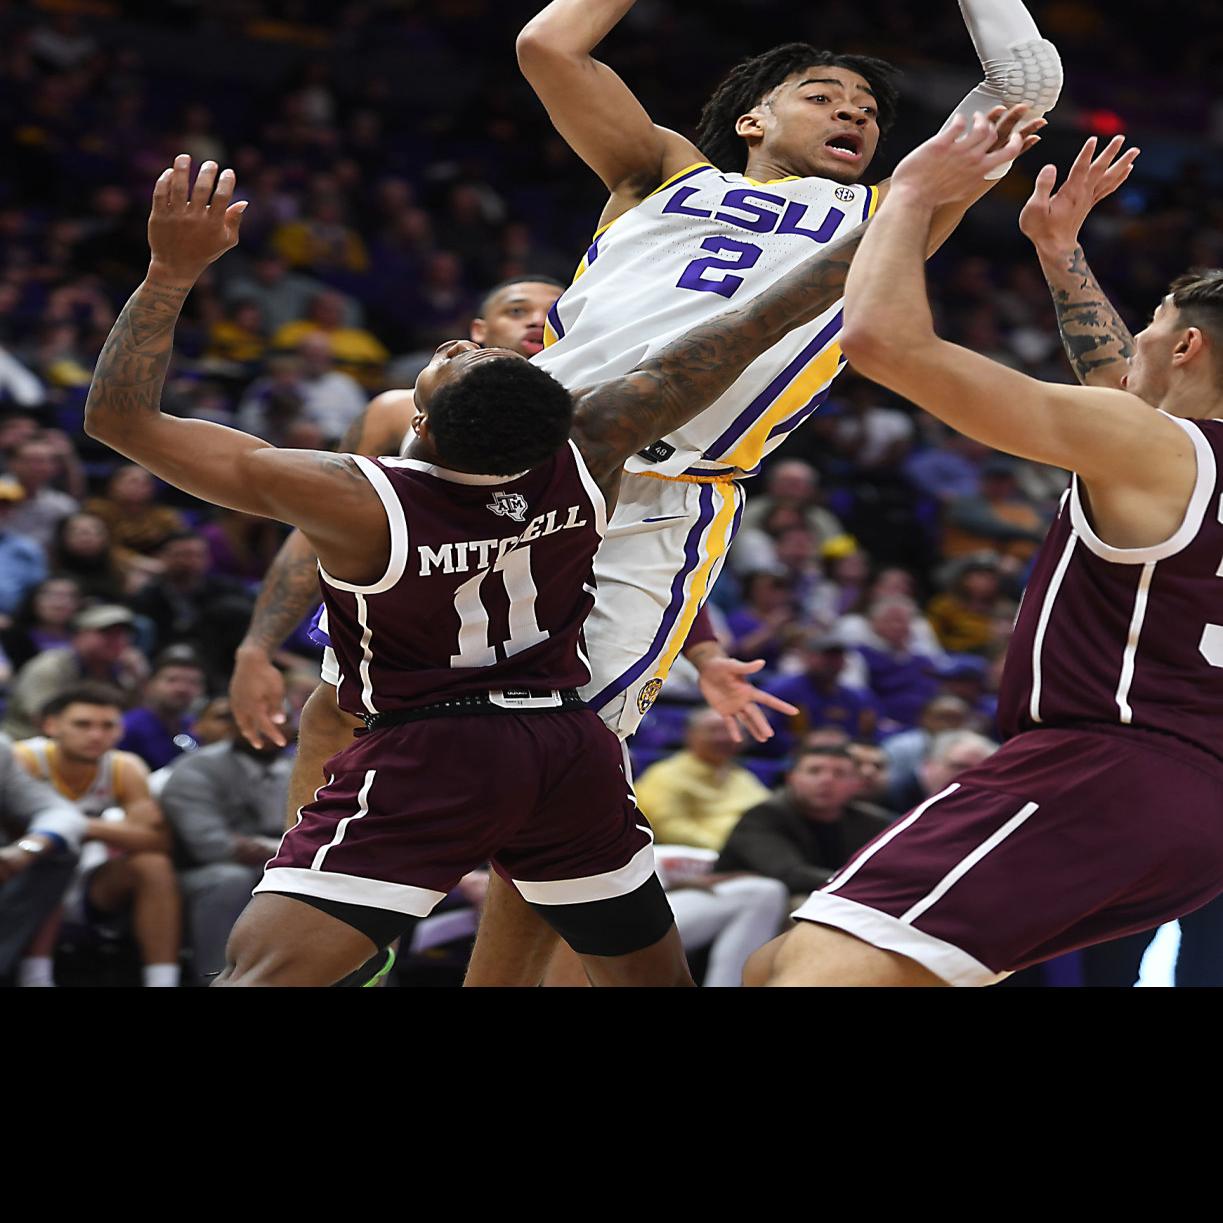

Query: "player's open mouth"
(824, 133), (863, 162)
(521, 329), (544, 355)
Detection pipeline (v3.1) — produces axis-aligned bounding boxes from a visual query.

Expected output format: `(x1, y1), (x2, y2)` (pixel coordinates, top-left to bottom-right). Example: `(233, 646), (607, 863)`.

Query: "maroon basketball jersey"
(319, 441), (606, 717)
(998, 413), (1223, 759)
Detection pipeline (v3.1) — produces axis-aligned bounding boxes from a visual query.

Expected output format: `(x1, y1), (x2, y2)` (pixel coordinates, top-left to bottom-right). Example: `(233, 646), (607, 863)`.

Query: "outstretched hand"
(697, 655), (798, 744)
(1019, 135), (1141, 254)
(148, 154), (248, 283)
(891, 105), (1035, 208)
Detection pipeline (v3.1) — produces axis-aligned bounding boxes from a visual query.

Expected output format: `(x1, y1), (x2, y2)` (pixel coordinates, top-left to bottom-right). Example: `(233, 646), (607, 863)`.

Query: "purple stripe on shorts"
(586, 483), (716, 712)
(706, 311), (844, 456)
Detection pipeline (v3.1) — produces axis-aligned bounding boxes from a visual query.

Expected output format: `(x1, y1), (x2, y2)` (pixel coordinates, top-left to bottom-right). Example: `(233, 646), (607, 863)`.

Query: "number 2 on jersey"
(677, 237), (763, 299)
(451, 546), (547, 667)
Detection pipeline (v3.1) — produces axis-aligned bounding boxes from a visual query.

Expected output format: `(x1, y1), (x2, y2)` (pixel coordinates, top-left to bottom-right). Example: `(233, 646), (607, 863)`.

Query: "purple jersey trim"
(586, 483), (716, 711)
(307, 603), (331, 649)
(705, 311), (844, 456)
(546, 299), (565, 341)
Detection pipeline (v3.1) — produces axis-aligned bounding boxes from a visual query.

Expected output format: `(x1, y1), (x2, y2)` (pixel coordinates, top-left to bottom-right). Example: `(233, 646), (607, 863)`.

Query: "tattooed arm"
(84, 156), (389, 585)
(231, 388), (417, 747)
(1019, 135), (1142, 389)
(571, 221), (866, 497)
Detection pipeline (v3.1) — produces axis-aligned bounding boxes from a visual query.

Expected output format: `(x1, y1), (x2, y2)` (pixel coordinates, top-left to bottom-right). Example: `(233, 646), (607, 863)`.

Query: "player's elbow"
(516, 23), (574, 73)
(840, 324), (899, 378)
(984, 39), (1063, 115)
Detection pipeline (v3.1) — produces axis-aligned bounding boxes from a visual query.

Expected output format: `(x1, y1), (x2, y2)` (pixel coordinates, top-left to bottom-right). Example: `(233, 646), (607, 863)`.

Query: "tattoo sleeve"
(573, 222), (866, 481)
(238, 528), (322, 654)
(1043, 245), (1135, 389)
(84, 277), (191, 435)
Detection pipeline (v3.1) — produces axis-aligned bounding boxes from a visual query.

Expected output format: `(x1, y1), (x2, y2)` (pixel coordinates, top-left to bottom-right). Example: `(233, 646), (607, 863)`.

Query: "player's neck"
(53, 747), (100, 788)
(401, 437), (485, 476)
(1158, 384), (1223, 422)
(742, 152), (800, 183)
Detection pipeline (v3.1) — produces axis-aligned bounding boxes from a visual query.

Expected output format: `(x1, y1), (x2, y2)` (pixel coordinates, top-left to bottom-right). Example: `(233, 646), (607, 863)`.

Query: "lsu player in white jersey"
(458, 0), (1061, 986)
(518, 0), (1062, 740)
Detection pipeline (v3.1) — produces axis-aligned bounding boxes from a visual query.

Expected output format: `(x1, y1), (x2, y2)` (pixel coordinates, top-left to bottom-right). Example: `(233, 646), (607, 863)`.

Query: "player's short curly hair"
(695, 43), (901, 173)
(426, 357), (574, 475)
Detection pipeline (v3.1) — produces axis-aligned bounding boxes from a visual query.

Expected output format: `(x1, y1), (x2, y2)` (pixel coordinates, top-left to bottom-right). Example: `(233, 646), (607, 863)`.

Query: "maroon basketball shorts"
(255, 708), (671, 955)
(793, 725), (1223, 986)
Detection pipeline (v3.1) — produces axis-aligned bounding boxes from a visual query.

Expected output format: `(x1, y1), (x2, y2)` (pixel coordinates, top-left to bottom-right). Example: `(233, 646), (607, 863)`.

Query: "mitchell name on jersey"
(536, 163), (879, 480)
(418, 503), (590, 577)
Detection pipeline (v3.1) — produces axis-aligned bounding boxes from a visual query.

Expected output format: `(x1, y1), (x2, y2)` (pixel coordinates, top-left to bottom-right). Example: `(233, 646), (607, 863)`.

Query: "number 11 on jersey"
(451, 546), (548, 667)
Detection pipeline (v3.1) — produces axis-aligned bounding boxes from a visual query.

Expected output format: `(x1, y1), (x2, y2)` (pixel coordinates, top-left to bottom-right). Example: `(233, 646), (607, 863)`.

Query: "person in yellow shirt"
(13, 683), (181, 987)
(270, 289), (389, 385)
(635, 707), (771, 852)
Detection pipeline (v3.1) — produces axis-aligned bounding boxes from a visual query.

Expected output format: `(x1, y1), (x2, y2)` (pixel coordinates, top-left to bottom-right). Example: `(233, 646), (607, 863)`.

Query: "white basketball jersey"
(20, 737), (121, 818)
(534, 162), (879, 480)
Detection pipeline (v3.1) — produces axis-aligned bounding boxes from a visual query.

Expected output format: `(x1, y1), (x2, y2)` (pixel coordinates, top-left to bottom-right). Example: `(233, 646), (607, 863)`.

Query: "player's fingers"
(941, 113), (968, 144)
(749, 689), (798, 717)
(1098, 147), (1140, 192)
(151, 167), (173, 210)
(1020, 134), (1042, 155)
(193, 160), (219, 207)
(731, 658), (766, 675)
(1090, 134), (1127, 175)
(225, 199), (248, 242)
(1066, 137), (1099, 182)
(210, 166), (236, 210)
(168, 153), (191, 207)
(1032, 163), (1059, 200)
(721, 712), (743, 745)
(740, 705), (774, 743)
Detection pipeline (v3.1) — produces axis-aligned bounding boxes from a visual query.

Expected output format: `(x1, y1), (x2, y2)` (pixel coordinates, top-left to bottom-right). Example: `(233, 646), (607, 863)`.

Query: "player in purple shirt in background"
(83, 154), (897, 987)
(749, 107), (1223, 987)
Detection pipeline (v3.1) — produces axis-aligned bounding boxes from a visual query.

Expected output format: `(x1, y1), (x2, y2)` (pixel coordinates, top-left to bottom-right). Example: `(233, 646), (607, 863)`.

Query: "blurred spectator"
(129, 531), (254, 664)
(926, 555), (1008, 653)
(725, 569), (800, 671)
(0, 480), (47, 618)
(846, 740), (900, 821)
(717, 746), (889, 901)
(197, 508), (285, 583)
(271, 289), (389, 387)
(119, 649), (209, 771)
(12, 685), (180, 988)
(84, 465), (187, 558)
(0, 577), (83, 671)
(292, 332), (369, 441)
(882, 695), (973, 811)
(3, 436), (79, 550)
(853, 596), (942, 733)
(0, 344), (46, 409)
(739, 459), (844, 544)
(767, 630), (878, 744)
(3, 605), (148, 741)
(837, 567), (946, 664)
(0, 733), (87, 983)
(918, 730), (1000, 799)
(272, 188), (371, 278)
(204, 298), (268, 371)
(49, 511), (139, 602)
(223, 252), (343, 336)
(635, 708), (770, 853)
(904, 424), (986, 505)
(161, 728), (294, 981)
(828, 381), (915, 470)
(942, 457), (1048, 566)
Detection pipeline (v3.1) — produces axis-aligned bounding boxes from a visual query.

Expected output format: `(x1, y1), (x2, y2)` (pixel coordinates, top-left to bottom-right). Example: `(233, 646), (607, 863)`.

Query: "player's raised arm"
(1019, 136), (1142, 389)
(84, 157), (389, 585)
(839, 112), (1192, 494)
(516, 1), (702, 204)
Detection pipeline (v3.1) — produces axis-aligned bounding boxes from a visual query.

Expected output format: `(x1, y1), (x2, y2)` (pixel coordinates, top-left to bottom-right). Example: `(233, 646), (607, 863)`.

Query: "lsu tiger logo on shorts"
(487, 491), (528, 522)
(637, 678), (664, 715)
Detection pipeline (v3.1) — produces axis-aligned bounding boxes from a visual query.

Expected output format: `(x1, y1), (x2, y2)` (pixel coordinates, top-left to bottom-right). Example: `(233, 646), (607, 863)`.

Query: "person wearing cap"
(766, 629), (879, 751)
(0, 477), (47, 619)
(2, 604), (148, 740)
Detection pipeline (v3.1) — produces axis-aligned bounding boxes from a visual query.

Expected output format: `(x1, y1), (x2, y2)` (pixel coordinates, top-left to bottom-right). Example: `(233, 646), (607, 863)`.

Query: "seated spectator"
(820, 537), (871, 620)
(846, 739), (901, 821)
(204, 298), (268, 371)
(3, 436), (78, 550)
(147, 696), (237, 799)
(829, 380), (916, 470)
(0, 479), (47, 620)
(635, 708), (771, 853)
(0, 576), (83, 671)
(12, 685), (180, 988)
(3, 605), (148, 741)
(903, 423), (986, 506)
(271, 289), (389, 386)
(235, 353), (313, 446)
(837, 567), (946, 666)
(852, 596), (942, 734)
(292, 332), (369, 442)
(0, 733), (87, 985)
(926, 555), (1007, 653)
(740, 458), (844, 545)
(272, 194), (371, 279)
(222, 252), (346, 336)
(49, 511), (141, 602)
(129, 531), (254, 664)
(882, 695), (973, 812)
(119, 648), (208, 771)
(918, 730), (999, 800)
(941, 457), (1047, 566)
(769, 631), (878, 746)
(931, 655), (997, 729)
(160, 724), (295, 981)
(197, 508), (285, 583)
(725, 569), (800, 672)
(717, 745), (889, 901)
(84, 465), (187, 558)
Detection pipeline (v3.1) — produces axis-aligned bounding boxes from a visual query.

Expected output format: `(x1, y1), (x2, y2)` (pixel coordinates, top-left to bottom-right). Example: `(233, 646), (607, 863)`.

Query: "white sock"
(18, 956), (55, 987)
(143, 963), (181, 988)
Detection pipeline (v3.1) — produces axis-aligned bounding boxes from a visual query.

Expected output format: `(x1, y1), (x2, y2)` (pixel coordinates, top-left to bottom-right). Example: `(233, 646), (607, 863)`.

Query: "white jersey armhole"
(567, 439), (608, 538)
(1069, 413), (1215, 564)
(317, 456), (411, 595)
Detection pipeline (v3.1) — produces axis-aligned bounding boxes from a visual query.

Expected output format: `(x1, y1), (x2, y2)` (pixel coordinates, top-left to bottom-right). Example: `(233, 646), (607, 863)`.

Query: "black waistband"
(356, 688), (585, 734)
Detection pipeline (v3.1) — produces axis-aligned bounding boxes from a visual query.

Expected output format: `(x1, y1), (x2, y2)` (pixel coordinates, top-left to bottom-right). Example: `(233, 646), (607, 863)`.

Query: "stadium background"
(0, 0), (1218, 985)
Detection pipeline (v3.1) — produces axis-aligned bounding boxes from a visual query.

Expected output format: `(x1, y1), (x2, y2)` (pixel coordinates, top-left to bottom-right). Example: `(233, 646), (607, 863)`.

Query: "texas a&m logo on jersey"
(487, 491), (528, 523)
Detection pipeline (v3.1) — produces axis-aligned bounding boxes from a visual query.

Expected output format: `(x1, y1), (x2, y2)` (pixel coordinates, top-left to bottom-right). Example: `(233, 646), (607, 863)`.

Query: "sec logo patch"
(835, 186), (855, 202)
(637, 678), (664, 715)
